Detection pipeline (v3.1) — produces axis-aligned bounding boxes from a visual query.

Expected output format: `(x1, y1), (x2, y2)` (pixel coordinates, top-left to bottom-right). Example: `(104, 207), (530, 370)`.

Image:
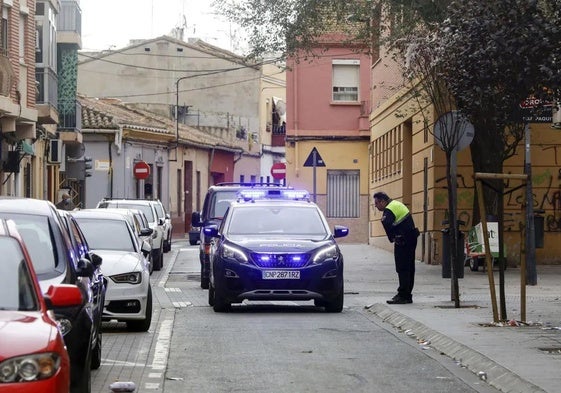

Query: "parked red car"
(0, 219), (83, 393)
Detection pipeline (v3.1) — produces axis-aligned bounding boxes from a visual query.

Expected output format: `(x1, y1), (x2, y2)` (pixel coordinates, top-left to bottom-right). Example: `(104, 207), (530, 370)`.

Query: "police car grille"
(251, 253), (310, 268)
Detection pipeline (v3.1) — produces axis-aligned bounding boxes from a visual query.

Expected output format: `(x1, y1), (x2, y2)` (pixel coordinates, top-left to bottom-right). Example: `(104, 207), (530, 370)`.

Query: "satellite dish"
(433, 111), (474, 152)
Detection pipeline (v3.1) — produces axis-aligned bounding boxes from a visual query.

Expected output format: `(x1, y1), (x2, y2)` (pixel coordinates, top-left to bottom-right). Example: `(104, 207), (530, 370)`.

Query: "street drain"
(167, 272), (200, 282)
(538, 347), (561, 354)
(434, 304), (481, 309)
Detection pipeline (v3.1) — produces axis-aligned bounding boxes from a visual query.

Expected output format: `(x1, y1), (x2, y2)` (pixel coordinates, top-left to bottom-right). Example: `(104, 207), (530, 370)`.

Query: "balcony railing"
(57, 0), (82, 35)
(58, 99), (82, 131)
(36, 68), (58, 107)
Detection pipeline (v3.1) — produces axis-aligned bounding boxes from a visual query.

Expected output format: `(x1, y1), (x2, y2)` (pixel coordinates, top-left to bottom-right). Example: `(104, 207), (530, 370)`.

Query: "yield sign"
(303, 147), (326, 167)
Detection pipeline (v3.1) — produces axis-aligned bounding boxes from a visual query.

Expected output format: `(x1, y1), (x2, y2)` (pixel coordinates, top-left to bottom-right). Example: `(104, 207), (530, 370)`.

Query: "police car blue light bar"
(280, 190), (310, 200)
(237, 189), (310, 201)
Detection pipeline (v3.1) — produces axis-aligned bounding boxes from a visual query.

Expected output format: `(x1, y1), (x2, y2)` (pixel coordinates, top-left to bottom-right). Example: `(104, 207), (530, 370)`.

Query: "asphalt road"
(91, 240), (500, 393)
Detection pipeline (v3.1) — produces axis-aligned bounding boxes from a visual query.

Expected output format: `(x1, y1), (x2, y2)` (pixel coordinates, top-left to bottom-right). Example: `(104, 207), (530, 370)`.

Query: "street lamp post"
(175, 75), (191, 146)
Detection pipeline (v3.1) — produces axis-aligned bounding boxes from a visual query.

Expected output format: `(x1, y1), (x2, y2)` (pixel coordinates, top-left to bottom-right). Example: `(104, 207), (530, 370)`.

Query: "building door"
(184, 160), (193, 233)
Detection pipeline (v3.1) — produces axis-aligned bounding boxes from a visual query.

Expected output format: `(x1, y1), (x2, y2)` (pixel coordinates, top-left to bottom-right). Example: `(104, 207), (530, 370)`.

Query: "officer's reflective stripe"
(386, 200), (410, 226)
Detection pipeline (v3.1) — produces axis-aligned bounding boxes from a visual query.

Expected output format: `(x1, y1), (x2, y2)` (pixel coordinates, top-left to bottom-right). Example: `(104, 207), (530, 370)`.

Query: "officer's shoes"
(386, 297), (412, 304)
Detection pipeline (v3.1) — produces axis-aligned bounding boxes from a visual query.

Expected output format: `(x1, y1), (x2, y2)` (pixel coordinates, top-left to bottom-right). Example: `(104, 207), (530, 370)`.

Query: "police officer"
(373, 192), (419, 304)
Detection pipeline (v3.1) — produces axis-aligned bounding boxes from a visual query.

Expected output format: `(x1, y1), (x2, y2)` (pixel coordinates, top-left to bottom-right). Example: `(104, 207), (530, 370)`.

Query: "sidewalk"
(351, 244), (561, 393)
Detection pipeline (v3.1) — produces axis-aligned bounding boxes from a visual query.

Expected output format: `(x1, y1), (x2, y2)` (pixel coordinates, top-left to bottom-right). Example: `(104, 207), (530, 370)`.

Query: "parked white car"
(95, 207), (155, 274)
(151, 200), (172, 252)
(72, 209), (153, 332)
(96, 199), (165, 271)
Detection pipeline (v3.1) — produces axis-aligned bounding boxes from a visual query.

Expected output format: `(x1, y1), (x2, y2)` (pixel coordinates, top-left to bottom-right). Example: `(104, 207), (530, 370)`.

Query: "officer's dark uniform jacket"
(381, 200), (417, 245)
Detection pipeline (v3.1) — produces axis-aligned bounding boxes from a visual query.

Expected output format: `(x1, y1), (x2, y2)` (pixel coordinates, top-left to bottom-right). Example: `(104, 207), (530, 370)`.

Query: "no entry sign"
(133, 161), (150, 180)
(270, 162), (286, 180)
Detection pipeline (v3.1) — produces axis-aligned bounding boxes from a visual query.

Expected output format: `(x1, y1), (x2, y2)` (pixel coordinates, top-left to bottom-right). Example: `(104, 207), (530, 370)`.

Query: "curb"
(365, 303), (547, 393)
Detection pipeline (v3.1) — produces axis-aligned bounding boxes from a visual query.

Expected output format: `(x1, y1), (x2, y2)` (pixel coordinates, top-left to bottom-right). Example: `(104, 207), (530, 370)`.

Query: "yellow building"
(369, 79), (561, 266)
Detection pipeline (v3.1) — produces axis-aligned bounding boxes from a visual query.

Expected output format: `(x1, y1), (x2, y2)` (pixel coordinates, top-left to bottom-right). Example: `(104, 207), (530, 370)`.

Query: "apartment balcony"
(57, 0), (82, 48)
(36, 68), (59, 125)
(58, 99), (82, 132)
(271, 123), (285, 147)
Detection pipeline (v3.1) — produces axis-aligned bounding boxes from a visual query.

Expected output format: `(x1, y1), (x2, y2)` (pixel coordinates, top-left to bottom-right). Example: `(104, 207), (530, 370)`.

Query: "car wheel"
(201, 261), (209, 289)
(71, 346), (92, 393)
(90, 325), (102, 370)
(208, 282), (215, 306)
(152, 246), (163, 271)
(213, 285), (230, 312)
(163, 235), (171, 253)
(127, 286), (153, 332)
(469, 257), (479, 271)
(323, 283), (344, 313)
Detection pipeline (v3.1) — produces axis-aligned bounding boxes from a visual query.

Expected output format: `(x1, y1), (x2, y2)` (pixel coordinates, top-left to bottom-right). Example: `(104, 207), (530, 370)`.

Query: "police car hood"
(227, 236), (332, 253)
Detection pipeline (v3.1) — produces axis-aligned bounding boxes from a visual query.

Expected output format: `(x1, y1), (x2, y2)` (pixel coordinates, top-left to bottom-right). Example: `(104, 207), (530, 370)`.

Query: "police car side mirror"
(191, 211), (202, 227)
(333, 225), (349, 238)
(203, 225), (219, 238)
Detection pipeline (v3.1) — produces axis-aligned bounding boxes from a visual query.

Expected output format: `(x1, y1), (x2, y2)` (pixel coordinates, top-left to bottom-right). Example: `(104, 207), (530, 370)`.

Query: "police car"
(204, 189), (349, 312)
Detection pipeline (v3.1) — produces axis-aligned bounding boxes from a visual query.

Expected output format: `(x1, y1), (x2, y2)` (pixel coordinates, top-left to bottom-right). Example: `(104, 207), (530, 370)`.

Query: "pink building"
(285, 45), (373, 243)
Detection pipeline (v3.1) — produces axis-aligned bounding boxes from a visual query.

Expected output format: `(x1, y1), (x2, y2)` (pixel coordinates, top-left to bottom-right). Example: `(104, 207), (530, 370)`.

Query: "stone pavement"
(355, 244), (561, 393)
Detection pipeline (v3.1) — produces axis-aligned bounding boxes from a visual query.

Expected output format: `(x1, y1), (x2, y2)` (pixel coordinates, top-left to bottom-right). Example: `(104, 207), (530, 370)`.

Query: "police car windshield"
(227, 206), (327, 237)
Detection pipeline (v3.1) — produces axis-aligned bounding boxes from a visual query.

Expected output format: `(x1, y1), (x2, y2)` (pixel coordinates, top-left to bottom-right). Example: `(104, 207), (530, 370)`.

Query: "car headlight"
(312, 244), (339, 264)
(220, 243), (248, 264)
(110, 272), (142, 284)
(0, 353), (61, 382)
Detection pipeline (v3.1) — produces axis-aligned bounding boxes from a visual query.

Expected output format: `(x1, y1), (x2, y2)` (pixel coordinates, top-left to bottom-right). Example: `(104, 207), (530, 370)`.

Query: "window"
(326, 170), (360, 218)
(1, 8), (8, 56)
(371, 126), (403, 182)
(19, 14), (25, 61)
(332, 60), (360, 102)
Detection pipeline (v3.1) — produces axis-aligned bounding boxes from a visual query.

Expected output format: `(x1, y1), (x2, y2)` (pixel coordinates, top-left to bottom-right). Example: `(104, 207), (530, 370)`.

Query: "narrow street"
(92, 240), (497, 393)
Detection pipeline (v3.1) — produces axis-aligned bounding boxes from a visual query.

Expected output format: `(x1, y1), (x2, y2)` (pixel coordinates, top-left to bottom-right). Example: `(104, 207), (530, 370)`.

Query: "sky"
(80, 0), (246, 53)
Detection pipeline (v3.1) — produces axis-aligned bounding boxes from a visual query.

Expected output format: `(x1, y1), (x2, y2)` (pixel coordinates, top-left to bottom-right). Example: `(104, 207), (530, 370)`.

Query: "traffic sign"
(133, 161), (150, 180)
(270, 162), (286, 180)
(303, 147), (326, 167)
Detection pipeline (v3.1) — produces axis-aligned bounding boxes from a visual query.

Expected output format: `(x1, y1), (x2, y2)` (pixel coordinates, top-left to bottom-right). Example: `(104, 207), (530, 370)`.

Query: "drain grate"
(167, 272), (200, 282)
(435, 304), (481, 309)
(538, 347), (561, 354)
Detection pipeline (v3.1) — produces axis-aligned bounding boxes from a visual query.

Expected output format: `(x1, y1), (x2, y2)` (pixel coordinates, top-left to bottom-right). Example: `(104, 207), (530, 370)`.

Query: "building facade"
(285, 46), (372, 243)
(0, 0), (39, 198)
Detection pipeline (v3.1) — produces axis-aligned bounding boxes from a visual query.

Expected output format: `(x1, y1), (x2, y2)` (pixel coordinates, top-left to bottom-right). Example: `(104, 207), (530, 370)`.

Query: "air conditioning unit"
(48, 139), (62, 163)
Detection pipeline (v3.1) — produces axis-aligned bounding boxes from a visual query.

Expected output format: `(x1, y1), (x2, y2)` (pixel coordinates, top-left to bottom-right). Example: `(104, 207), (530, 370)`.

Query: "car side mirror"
(88, 252), (103, 268)
(203, 225), (219, 238)
(44, 284), (84, 309)
(165, 213), (171, 220)
(333, 225), (349, 238)
(158, 218), (165, 226)
(140, 227), (153, 236)
(191, 211), (202, 227)
(77, 258), (95, 278)
(141, 240), (152, 256)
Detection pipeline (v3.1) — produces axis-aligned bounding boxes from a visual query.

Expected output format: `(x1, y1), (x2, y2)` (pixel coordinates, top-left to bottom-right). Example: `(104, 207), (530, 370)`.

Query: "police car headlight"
(221, 244), (248, 264)
(312, 244), (338, 264)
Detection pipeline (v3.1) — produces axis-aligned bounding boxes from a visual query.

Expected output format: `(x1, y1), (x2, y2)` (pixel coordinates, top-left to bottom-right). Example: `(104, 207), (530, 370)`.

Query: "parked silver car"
(96, 199), (165, 271)
(151, 200), (172, 253)
(72, 209), (153, 332)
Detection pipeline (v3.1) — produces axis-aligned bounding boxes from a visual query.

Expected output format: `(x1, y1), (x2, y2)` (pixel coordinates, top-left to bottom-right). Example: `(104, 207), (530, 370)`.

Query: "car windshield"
(0, 237), (39, 311)
(210, 191), (238, 219)
(227, 206), (327, 237)
(75, 218), (136, 252)
(100, 202), (155, 222)
(0, 213), (58, 275)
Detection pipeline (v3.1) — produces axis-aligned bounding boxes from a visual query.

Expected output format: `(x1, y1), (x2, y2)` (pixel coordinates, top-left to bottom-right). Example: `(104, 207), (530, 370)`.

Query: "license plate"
(262, 270), (300, 280)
